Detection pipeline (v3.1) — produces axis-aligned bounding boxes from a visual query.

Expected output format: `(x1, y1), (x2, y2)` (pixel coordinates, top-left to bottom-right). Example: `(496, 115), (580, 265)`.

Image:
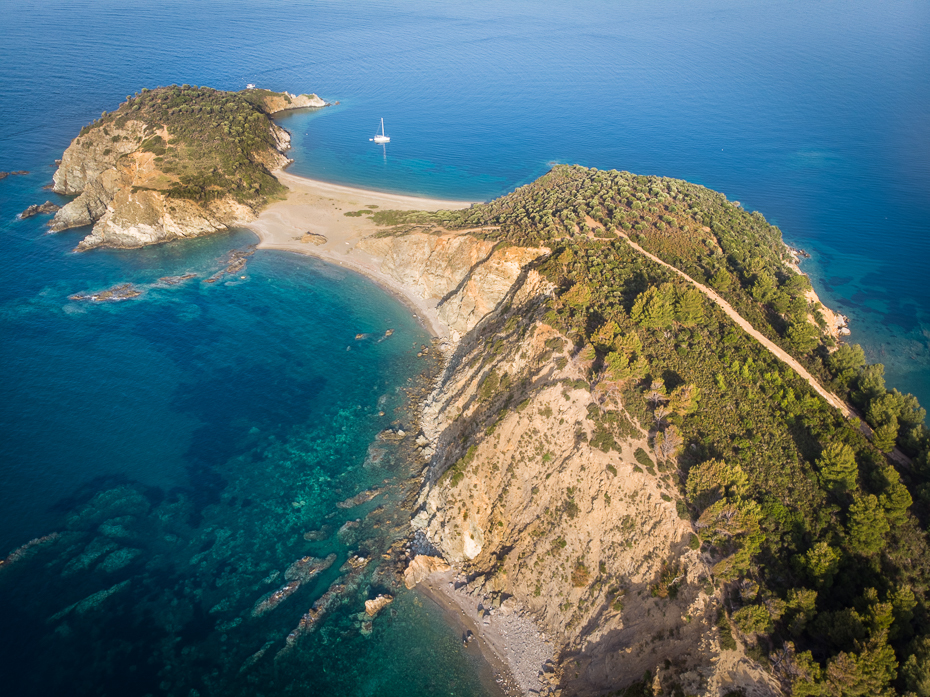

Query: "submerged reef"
(0, 348), (451, 697)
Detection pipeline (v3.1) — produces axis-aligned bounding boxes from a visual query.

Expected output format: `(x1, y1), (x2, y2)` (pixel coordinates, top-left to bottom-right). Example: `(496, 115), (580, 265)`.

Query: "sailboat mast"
(381, 118), (385, 137)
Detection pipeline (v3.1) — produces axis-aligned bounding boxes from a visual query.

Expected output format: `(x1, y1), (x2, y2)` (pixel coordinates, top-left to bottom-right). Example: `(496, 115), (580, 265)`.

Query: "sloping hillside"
(375, 165), (930, 696)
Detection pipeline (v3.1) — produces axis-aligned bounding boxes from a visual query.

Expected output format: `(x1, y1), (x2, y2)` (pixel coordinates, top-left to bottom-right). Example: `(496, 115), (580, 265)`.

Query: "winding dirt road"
(615, 231), (852, 417)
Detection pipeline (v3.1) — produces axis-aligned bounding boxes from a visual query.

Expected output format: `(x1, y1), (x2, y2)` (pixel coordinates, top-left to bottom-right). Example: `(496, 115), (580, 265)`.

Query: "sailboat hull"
(373, 135), (390, 143)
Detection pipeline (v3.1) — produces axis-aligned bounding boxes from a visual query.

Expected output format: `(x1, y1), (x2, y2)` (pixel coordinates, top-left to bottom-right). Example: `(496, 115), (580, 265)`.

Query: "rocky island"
(41, 95), (930, 696)
(48, 85), (326, 250)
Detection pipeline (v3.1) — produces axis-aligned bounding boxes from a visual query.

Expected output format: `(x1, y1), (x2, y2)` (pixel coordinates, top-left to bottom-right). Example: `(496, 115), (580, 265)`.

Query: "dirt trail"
(615, 231), (852, 417)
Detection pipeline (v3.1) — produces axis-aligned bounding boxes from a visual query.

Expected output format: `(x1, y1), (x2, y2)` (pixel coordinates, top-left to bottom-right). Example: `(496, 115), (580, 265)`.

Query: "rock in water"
(68, 283), (141, 302)
(251, 580), (301, 618)
(336, 487), (384, 509)
(283, 553), (336, 583)
(158, 273), (198, 285)
(0, 532), (61, 571)
(20, 201), (60, 218)
(364, 594), (394, 617)
(403, 554), (451, 589)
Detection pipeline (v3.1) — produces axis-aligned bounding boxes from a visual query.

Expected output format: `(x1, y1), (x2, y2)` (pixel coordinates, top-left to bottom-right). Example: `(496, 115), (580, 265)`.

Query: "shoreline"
(415, 573), (516, 697)
(243, 169), (479, 340)
(246, 168), (553, 694)
(416, 570), (554, 697)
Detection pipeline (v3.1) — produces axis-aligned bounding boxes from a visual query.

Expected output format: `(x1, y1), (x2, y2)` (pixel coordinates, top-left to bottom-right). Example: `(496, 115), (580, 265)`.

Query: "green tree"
(563, 282), (594, 309)
(686, 458), (747, 510)
(901, 635), (930, 696)
(872, 418), (899, 454)
(784, 274), (812, 296)
(847, 495), (889, 556)
(817, 442), (858, 493)
(890, 585), (916, 642)
(854, 364), (886, 405)
(605, 350), (647, 381)
(788, 320), (820, 353)
(803, 541), (842, 588)
(877, 466), (912, 525)
(667, 383), (700, 416)
(828, 344), (866, 386)
(674, 287), (705, 326)
(591, 320), (621, 351)
(733, 604), (773, 634)
(785, 645), (825, 697)
(752, 270), (777, 302)
(892, 389), (927, 431)
(867, 392), (901, 429)
(786, 588), (819, 636)
(711, 268), (732, 291)
(631, 284), (675, 328)
(771, 289), (793, 315)
(824, 632), (897, 696)
(699, 499), (765, 581)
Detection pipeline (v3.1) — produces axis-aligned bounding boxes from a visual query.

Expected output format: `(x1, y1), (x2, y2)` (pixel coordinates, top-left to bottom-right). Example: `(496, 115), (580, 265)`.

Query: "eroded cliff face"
(49, 87), (304, 251)
(357, 232), (548, 339)
(255, 91), (326, 114)
(398, 246), (780, 696)
(50, 123), (289, 250)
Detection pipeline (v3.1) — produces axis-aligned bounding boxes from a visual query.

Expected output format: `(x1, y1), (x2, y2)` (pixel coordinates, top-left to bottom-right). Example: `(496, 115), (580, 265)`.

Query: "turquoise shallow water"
(0, 214), (501, 694)
(0, 0), (929, 694)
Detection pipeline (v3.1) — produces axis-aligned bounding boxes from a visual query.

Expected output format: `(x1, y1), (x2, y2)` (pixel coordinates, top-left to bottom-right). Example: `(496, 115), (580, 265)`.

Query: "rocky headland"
(48, 85), (327, 251)
(35, 92), (930, 695)
(318, 165), (929, 697)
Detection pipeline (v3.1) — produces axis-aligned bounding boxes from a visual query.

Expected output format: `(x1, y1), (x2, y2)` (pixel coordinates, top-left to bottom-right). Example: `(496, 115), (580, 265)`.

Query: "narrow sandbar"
(244, 170), (478, 339)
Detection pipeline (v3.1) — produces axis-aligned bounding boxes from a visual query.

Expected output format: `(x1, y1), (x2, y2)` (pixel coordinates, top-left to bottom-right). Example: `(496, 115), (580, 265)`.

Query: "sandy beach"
(417, 570), (555, 696)
(244, 170), (478, 339)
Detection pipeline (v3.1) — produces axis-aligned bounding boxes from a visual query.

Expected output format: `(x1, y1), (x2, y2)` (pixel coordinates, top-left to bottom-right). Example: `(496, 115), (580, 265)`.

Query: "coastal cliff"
(367, 165), (930, 696)
(50, 85), (324, 250)
(347, 227), (777, 695)
(357, 232), (548, 339)
(242, 89), (326, 114)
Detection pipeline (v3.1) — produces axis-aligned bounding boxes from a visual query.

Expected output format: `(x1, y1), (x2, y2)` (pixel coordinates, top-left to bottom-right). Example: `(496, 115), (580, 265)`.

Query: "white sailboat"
(370, 118), (390, 144)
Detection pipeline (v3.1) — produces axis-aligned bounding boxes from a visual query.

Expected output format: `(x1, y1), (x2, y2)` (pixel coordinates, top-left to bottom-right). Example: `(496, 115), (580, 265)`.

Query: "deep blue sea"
(1, 0), (929, 694)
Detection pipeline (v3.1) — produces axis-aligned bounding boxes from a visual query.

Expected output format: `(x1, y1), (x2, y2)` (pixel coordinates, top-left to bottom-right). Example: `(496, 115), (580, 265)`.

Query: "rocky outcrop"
(364, 594), (394, 617)
(252, 91), (326, 114)
(47, 87), (305, 250)
(357, 232), (548, 339)
(49, 125), (268, 249)
(336, 487), (384, 509)
(20, 201), (60, 218)
(402, 554), (451, 589)
(68, 283), (142, 302)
